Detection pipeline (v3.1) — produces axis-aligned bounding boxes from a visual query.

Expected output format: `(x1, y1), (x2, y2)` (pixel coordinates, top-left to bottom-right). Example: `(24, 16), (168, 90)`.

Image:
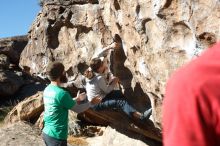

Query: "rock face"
(0, 121), (45, 146)
(0, 36), (28, 98)
(19, 0), (220, 139)
(0, 68), (24, 98)
(0, 35), (28, 65)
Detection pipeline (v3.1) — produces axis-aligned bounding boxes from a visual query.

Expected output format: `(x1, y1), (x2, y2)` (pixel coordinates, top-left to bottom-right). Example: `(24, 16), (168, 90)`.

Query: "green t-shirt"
(43, 84), (76, 140)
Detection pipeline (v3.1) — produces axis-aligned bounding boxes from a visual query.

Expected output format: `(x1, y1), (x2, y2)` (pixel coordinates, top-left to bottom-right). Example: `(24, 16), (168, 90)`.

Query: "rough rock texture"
(68, 125), (157, 146)
(0, 54), (10, 69)
(4, 92), (44, 124)
(86, 126), (159, 146)
(0, 121), (45, 146)
(0, 69), (25, 98)
(78, 109), (161, 142)
(0, 35), (28, 64)
(0, 36), (28, 98)
(19, 0), (220, 140)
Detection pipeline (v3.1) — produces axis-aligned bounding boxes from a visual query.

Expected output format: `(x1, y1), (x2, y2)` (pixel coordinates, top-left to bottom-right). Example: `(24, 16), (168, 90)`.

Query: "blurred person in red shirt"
(163, 42), (220, 146)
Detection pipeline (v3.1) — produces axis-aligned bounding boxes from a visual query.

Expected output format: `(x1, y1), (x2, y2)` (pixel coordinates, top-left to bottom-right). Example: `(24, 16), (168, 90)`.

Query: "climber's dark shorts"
(42, 132), (67, 146)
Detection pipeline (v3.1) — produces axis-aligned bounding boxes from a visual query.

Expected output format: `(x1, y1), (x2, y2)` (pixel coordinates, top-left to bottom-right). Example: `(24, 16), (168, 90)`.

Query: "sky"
(0, 0), (41, 38)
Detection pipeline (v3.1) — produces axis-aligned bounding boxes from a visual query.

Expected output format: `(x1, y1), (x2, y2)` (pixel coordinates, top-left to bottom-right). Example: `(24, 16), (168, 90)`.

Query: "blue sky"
(0, 0), (41, 38)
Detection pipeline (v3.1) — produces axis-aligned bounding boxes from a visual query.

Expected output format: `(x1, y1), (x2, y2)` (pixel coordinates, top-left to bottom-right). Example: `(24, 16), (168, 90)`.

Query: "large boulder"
(0, 121), (45, 146)
(78, 109), (161, 142)
(87, 126), (160, 146)
(4, 92), (44, 124)
(18, 0), (220, 142)
(19, 0), (219, 92)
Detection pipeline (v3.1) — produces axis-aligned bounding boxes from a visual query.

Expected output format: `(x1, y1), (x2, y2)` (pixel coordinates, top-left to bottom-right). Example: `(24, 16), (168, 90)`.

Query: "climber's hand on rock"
(109, 77), (119, 85)
(110, 42), (120, 49)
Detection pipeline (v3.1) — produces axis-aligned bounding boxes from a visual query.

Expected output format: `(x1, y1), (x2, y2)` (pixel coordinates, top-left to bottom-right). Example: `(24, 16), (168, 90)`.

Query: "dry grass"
(0, 106), (12, 127)
(67, 135), (89, 146)
(0, 121), (4, 128)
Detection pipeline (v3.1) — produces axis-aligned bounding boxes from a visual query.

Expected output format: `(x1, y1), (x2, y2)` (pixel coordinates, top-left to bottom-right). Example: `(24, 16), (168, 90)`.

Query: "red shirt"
(163, 42), (220, 146)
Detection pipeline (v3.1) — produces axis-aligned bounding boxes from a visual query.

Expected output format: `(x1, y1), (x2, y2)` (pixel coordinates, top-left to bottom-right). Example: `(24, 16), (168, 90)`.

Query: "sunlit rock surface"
(18, 0), (220, 142)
